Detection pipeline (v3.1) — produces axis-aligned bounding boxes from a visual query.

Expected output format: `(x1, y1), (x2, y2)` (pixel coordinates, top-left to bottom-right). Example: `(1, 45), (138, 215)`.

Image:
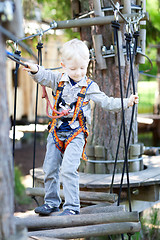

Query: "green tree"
(146, 0), (160, 44)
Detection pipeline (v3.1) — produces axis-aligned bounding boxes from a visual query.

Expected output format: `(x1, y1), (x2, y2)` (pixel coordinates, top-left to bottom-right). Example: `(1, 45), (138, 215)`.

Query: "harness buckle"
(59, 102), (74, 113)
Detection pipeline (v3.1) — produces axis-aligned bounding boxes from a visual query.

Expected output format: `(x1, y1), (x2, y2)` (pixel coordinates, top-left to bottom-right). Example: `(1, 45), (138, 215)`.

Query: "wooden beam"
(15, 211), (139, 231)
(80, 204), (126, 214)
(28, 237), (61, 240)
(52, 13), (148, 30)
(28, 222), (141, 238)
(26, 187), (118, 203)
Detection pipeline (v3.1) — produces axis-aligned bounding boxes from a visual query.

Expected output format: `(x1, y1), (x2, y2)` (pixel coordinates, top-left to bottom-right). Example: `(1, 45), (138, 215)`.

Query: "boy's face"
(62, 57), (89, 82)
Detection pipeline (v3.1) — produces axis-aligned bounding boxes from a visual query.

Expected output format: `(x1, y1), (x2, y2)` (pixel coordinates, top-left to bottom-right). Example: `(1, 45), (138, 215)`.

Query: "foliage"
(23, 0), (80, 39)
(14, 166), (31, 205)
(139, 48), (157, 80)
(139, 1), (159, 81)
(138, 80), (157, 114)
(146, 0), (160, 44)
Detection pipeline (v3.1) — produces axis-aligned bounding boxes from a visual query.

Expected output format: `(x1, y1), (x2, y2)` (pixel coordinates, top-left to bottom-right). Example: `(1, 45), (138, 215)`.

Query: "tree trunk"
(0, 31), (15, 239)
(80, 0), (138, 161)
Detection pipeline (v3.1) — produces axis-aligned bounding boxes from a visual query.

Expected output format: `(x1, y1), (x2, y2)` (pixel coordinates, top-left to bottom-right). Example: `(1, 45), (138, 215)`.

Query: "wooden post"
(137, 0), (146, 64)
(129, 144), (141, 172)
(0, 3), (26, 239)
(94, 145), (106, 174)
(84, 145), (95, 173)
(122, 0), (131, 14)
(92, 34), (107, 70)
(0, 26), (16, 240)
(28, 222), (141, 238)
(93, 0), (104, 17)
(114, 31), (125, 67)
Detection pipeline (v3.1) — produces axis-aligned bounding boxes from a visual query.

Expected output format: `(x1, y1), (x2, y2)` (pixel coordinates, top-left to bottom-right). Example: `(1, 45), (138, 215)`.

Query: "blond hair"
(61, 39), (90, 64)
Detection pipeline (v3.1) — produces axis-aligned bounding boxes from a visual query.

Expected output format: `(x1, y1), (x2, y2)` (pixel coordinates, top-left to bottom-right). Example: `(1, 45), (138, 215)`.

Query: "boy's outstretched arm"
(23, 62), (39, 74)
(128, 94), (139, 107)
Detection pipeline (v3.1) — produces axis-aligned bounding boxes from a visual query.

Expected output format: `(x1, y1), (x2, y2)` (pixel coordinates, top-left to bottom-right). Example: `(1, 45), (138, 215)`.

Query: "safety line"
(110, 32), (139, 194)
(7, 54), (28, 67)
(0, 25), (38, 61)
(31, 42), (43, 207)
(117, 32), (137, 212)
(12, 50), (21, 163)
(139, 72), (160, 78)
(111, 21), (132, 215)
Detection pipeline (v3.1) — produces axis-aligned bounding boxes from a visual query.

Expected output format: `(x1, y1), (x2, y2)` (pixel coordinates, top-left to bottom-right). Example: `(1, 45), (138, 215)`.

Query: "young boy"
(24, 38), (139, 216)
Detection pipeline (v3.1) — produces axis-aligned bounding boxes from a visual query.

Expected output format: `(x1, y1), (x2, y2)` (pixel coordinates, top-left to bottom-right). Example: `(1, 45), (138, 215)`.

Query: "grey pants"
(43, 131), (85, 212)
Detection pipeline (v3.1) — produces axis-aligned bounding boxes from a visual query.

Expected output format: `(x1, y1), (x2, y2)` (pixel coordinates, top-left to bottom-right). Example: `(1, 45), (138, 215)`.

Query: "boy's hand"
(128, 94), (139, 107)
(23, 62), (39, 73)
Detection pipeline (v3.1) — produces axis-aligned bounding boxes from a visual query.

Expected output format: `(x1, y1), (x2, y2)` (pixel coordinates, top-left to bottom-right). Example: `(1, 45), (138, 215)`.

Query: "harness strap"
(69, 78), (93, 125)
(49, 81), (65, 130)
(50, 78), (93, 161)
(51, 115), (88, 161)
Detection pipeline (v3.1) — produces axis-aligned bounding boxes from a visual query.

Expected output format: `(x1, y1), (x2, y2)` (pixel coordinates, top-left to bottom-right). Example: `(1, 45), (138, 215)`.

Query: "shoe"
(58, 209), (79, 216)
(34, 204), (59, 216)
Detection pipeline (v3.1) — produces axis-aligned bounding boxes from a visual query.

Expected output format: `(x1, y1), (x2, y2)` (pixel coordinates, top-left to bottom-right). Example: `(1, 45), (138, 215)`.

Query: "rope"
(117, 32), (137, 209)
(111, 21), (132, 213)
(0, 25), (38, 61)
(139, 72), (160, 79)
(16, 21), (58, 43)
(6, 50), (30, 63)
(31, 42), (44, 206)
(137, 51), (153, 72)
(87, 157), (142, 164)
(109, 0), (145, 25)
(12, 50), (21, 163)
(7, 54), (28, 67)
(110, 31), (139, 194)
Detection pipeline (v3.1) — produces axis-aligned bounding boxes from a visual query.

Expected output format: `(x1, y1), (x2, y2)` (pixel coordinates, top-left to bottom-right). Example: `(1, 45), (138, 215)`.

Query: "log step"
(26, 187), (118, 203)
(28, 237), (61, 240)
(80, 204), (126, 214)
(28, 222), (141, 239)
(15, 211), (139, 231)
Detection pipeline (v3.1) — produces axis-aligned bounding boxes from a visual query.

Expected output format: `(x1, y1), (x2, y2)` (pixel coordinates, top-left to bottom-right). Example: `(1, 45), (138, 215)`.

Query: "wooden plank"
(28, 222), (141, 238)
(26, 187), (117, 203)
(16, 211), (139, 231)
(31, 156), (160, 191)
(80, 204), (126, 214)
(28, 237), (62, 240)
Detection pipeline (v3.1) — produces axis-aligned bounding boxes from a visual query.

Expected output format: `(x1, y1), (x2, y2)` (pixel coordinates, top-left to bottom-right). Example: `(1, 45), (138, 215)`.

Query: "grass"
(14, 166), (31, 205)
(138, 80), (157, 114)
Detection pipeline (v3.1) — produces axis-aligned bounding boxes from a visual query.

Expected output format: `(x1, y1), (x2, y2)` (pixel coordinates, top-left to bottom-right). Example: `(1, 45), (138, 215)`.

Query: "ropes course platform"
(29, 155), (160, 210)
(17, 155), (160, 239)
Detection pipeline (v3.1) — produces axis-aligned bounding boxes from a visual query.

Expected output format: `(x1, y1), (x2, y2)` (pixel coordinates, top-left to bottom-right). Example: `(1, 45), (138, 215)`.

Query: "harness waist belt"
(61, 117), (86, 122)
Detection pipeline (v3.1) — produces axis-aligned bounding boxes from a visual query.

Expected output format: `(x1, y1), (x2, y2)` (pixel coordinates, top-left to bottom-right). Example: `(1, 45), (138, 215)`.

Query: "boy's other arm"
(87, 82), (138, 112)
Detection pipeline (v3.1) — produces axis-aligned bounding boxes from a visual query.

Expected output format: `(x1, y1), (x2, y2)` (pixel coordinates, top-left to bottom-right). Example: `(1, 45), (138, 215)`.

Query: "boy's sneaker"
(34, 204), (59, 216)
(58, 209), (79, 216)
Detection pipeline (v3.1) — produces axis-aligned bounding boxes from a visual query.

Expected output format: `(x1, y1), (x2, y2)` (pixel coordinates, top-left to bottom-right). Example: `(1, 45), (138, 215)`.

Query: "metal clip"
(50, 20), (58, 29)
(38, 29), (43, 43)
(14, 42), (19, 51)
(114, 2), (120, 21)
(59, 102), (74, 113)
(126, 18), (132, 34)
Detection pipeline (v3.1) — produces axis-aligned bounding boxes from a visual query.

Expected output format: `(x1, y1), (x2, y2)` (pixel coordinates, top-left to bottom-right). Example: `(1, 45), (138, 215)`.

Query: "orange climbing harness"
(42, 85), (70, 119)
(43, 78), (93, 161)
